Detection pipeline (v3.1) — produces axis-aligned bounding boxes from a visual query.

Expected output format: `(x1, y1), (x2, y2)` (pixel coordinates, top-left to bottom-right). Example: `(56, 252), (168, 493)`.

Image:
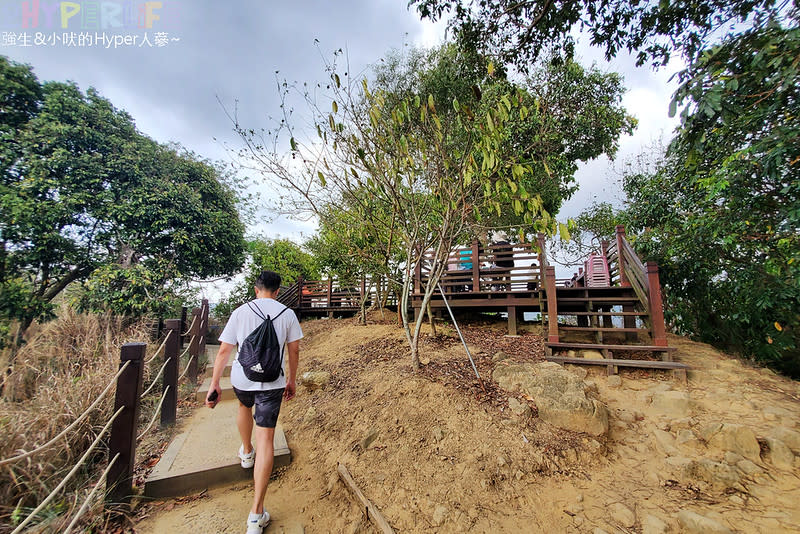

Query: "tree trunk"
(427, 302), (437, 336)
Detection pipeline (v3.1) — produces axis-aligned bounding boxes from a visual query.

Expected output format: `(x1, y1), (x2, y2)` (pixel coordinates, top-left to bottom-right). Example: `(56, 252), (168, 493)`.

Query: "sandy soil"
(134, 312), (800, 533)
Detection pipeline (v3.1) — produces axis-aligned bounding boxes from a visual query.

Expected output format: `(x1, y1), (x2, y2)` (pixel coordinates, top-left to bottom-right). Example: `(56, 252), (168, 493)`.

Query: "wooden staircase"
(540, 226), (686, 378)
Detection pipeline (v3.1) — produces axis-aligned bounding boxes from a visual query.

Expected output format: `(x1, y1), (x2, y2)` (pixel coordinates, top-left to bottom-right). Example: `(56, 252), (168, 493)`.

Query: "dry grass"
(0, 308), (175, 533)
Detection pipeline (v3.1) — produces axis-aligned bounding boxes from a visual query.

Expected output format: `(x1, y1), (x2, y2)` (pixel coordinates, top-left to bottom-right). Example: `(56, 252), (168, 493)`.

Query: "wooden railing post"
(161, 319), (180, 426)
(536, 232), (548, 268)
(646, 262), (668, 348)
(545, 266), (559, 343)
(471, 239), (480, 292)
(179, 306), (188, 347)
(615, 225), (630, 287)
(107, 343), (145, 507)
(327, 279), (333, 308)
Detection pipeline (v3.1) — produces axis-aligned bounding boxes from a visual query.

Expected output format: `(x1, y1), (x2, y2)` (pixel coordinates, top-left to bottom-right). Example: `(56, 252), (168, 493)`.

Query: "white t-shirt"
(218, 298), (303, 391)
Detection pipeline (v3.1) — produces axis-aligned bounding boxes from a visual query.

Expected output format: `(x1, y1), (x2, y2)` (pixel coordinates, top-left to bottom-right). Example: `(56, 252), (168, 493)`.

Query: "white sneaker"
(238, 444), (255, 468)
(245, 511), (270, 534)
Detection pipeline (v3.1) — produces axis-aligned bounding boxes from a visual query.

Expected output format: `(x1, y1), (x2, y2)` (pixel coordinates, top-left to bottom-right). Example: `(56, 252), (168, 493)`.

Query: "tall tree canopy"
(411, 0), (788, 69)
(0, 57), (246, 345)
(623, 19), (800, 374)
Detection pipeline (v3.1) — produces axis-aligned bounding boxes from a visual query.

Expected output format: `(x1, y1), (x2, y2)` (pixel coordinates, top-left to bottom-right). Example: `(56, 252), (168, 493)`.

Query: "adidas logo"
(249, 363), (264, 373)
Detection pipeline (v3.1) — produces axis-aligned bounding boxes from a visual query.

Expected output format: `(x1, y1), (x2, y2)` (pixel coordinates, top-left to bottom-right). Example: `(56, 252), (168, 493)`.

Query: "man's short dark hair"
(255, 270), (281, 292)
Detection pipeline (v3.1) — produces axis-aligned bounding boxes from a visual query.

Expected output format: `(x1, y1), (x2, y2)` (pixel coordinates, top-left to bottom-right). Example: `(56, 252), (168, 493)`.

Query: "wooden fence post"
(161, 319), (180, 427)
(107, 343), (145, 507)
(536, 232), (548, 269)
(471, 239), (480, 292)
(545, 266), (559, 344)
(615, 225), (630, 288)
(179, 306), (188, 347)
(645, 262), (669, 348)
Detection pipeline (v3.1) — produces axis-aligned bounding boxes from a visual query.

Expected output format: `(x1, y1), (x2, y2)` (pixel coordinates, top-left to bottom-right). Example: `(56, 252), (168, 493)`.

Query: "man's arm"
(206, 342), (235, 408)
(284, 339), (299, 401)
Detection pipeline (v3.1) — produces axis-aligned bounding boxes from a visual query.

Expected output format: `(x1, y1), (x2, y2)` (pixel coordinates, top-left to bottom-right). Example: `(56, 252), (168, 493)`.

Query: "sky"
(0, 0), (681, 293)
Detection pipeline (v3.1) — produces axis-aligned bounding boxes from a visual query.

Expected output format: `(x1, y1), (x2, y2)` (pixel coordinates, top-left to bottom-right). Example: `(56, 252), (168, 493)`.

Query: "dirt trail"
(135, 314), (800, 533)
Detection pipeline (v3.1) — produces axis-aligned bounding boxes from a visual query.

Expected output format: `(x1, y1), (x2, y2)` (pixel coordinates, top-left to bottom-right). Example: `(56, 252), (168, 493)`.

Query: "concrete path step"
(195, 376), (234, 402)
(144, 399), (291, 498)
(204, 358), (233, 379)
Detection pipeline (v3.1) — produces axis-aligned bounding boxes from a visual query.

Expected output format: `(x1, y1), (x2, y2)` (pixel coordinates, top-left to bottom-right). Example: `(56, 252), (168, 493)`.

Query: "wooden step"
(555, 297), (640, 303)
(558, 327), (649, 333)
(546, 342), (676, 352)
(562, 311), (649, 316)
(546, 356), (688, 370)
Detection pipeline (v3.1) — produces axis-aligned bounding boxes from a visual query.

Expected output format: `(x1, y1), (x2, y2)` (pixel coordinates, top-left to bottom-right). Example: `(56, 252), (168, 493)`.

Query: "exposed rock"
(508, 397), (532, 420)
(652, 390), (692, 417)
(723, 452), (744, 465)
(565, 365), (588, 380)
(736, 459), (762, 476)
(432, 505), (448, 526)
(582, 350), (604, 360)
(701, 423), (760, 462)
(652, 429), (680, 457)
(299, 371), (331, 391)
(666, 457), (744, 491)
(617, 410), (636, 423)
(360, 428), (379, 450)
(669, 418), (693, 431)
(302, 406), (317, 424)
(492, 351), (510, 362)
(765, 437), (796, 470)
(583, 380), (598, 394)
(642, 514), (670, 534)
(677, 510), (732, 533)
(607, 375), (622, 388)
(431, 426), (445, 442)
(675, 430), (704, 452)
(768, 426), (800, 453)
(493, 362), (609, 435)
(609, 502), (636, 528)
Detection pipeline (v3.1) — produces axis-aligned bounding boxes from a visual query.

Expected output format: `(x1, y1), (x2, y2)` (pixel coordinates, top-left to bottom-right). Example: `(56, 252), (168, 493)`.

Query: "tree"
(0, 57), (246, 347)
(214, 238), (319, 319)
(623, 18), (800, 375)
(234, 43), (633, 368)
(410, 0), (785, 70)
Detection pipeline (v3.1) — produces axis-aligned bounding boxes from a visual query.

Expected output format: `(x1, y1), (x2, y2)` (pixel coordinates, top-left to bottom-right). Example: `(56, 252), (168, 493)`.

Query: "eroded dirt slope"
(135, 314), (800, 533)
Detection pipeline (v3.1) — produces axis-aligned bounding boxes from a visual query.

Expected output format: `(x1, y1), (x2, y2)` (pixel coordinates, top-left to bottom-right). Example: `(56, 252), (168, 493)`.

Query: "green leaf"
(558, 222), (570, 241)
(332, 100), (338, 113)
(290, 137), (297, 151)
(317, 171), (327, 186)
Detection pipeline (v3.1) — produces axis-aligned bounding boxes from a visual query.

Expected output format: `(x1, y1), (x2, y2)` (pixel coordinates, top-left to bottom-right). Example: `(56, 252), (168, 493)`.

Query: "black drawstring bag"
(238, 302), (289, 382)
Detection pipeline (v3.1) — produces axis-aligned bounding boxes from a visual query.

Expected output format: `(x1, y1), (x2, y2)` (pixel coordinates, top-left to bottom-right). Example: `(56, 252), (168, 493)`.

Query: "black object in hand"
(208, 390), (218, 402)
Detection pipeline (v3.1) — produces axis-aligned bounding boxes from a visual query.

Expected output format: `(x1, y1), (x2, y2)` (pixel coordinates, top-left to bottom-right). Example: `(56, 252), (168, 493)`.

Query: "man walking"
(206, 270), (303, 533)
